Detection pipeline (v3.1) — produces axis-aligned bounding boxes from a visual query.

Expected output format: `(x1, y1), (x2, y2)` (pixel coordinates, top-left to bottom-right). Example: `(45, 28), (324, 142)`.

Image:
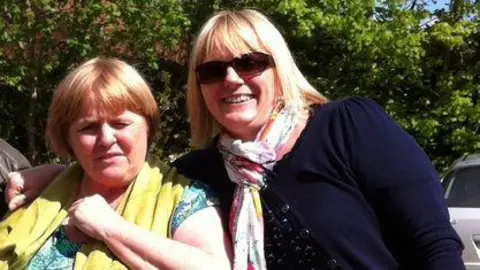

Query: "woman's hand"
(63, 217), (92, 244)
(68, 194), (123, 241)
(5, 164), (65, 211)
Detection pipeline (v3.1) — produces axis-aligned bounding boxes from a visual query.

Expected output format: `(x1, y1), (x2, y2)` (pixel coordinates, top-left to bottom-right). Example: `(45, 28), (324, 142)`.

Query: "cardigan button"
(265, 211), (274, 223)
(327, 259), (338, 269)
(281, 204), (290, 213)
(300, 229), (310, 238)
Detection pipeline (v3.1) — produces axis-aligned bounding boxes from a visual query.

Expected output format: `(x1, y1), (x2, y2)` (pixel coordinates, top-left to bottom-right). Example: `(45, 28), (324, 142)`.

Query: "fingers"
(6, 172), (23, 202)
(8, 193), (29, 211)
(68, 199), (83, 216)
(70, 197), (83, 208)
(64, 223), (92, 244)
(6, 165), (64, 207)
(5, 172), (25, 210)
(68, 195), (105, 216)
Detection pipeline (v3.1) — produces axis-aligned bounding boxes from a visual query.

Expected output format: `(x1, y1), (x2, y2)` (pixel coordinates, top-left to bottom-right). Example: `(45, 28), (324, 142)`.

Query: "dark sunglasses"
(196, 52), (275, 84)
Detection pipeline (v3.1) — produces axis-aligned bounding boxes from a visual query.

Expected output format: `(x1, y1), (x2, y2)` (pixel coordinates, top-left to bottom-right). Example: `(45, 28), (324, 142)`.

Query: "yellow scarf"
(0, 156), (189, 270)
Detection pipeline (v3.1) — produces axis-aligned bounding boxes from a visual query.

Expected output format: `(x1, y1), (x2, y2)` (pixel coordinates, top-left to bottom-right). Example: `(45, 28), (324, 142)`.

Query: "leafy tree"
(0, 0), (190, 163)
(213, 0), (479, 170)
(0, 0), (479, 173)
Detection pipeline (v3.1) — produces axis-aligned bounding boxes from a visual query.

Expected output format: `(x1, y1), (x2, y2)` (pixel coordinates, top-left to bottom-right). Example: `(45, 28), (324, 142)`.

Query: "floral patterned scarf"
(218, 105), (299, 270)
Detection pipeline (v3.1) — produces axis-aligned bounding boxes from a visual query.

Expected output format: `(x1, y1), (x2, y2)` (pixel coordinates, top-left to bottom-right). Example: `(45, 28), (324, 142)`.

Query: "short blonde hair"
(47, 57), (159, 158)
(187, 9), (328, 148)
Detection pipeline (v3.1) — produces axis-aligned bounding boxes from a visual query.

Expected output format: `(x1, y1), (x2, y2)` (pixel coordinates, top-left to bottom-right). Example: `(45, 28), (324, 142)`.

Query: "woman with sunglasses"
(5, 9), (464, 270)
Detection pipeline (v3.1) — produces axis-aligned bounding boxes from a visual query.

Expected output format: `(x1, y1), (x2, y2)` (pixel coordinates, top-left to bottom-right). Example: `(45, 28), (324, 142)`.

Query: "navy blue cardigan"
(173, 97), (464, 270)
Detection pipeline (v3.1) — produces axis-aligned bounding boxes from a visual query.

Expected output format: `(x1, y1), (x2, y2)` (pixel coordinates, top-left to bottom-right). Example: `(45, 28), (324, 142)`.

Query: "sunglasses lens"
(233, 53), (270, 76)
(196, 62), (226, 84)
(196, 53), (273, 84)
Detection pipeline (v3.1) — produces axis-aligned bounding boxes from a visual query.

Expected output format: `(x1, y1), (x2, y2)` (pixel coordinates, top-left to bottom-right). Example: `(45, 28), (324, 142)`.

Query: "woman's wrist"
(102, 214), (129, 243)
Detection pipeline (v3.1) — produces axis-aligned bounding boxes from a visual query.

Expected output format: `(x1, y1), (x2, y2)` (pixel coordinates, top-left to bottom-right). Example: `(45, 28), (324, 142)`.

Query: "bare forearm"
(103, 219), (229, 270)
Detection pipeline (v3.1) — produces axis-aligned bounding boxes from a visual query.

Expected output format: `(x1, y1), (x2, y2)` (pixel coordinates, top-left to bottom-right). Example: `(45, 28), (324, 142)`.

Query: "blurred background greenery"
(0, 0), (479, 172)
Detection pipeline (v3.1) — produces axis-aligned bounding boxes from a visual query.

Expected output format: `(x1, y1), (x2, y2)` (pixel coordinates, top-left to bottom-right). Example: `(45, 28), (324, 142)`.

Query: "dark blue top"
(173, 97), (464, 270)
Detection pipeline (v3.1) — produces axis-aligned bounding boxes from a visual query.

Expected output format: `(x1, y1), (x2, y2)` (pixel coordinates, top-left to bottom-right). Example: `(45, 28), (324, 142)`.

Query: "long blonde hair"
(187, 9), (328, 148)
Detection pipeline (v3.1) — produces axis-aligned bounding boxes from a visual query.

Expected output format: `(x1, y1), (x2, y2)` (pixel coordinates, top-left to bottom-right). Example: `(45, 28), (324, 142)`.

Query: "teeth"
(224, 95), (253, 104)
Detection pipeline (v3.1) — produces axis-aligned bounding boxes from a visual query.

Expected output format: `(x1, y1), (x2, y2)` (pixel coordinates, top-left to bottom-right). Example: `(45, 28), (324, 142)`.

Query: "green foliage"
(240, 0), (480, 171)
(0, 0), (191, 163)
(0, 0), (479, 173)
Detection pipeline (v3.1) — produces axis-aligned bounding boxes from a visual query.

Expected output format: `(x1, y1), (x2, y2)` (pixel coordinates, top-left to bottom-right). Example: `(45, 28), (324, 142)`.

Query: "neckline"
(273, 105), (318, 170)
(212, 105), (320, 171)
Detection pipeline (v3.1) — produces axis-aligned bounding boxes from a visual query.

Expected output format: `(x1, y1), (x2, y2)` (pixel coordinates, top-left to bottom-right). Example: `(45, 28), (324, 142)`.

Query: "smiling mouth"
(223, 94), (255, 104)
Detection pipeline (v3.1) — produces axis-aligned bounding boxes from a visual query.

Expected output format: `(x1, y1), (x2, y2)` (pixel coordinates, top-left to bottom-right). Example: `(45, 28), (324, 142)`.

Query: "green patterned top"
(26, 181), (218, 270)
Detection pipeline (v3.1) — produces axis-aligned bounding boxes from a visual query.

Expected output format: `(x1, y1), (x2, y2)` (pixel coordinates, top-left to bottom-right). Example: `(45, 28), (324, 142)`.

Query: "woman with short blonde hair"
(1, 57), (231, 270)
(47, 57), (159, 158)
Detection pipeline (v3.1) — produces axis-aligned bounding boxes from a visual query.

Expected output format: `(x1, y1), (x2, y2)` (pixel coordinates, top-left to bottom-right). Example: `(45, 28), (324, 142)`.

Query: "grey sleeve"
(0, 139), (31, 185)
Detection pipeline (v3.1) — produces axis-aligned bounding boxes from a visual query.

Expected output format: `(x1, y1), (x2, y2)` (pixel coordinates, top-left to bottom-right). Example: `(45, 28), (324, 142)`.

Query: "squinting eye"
(112, 122), (130, 129)
(78, 124), (95, 132)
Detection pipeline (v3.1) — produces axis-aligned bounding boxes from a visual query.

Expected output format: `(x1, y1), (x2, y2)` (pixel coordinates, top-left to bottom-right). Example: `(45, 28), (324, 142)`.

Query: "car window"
(445, 166), (480, 207)
(441, 171), (454, 191)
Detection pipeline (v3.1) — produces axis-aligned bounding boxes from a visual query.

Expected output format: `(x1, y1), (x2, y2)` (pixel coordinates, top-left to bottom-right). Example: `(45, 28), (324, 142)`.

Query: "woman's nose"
(224, 67), (244, 89)
(98, 124), (116, 147)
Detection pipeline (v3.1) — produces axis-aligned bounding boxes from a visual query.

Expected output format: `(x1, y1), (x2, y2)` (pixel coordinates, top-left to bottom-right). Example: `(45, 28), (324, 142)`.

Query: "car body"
(442, 154), (480, 270)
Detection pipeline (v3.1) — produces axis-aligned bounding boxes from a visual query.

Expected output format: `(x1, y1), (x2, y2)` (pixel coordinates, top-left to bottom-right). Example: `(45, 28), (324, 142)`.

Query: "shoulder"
(171, 180), (219, 234)
(182, 181), (219, 206)
(300, 97), (390, 144)
(0, 139), (31, 182)
(0, 139), (13, 154)
(172, 145), (222, 179)
(311, 96), (386, 124)
(308, 96), (400, 141)
(0, 139), (31, 167)
(313, 97), (433, 179)
(294, 97), (407, 171)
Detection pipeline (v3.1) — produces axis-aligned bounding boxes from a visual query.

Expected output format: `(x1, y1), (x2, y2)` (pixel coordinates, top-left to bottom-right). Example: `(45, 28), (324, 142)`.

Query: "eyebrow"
(75, 117), (99, 124)
(75, 113), (131, 124)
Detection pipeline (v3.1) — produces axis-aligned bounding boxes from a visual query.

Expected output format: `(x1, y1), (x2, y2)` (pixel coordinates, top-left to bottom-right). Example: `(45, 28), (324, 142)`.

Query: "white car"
(443, 154), (480, 270)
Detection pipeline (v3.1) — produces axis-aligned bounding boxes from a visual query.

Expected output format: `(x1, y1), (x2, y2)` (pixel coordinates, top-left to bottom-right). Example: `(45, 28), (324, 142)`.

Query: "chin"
(224, 110), (257, 125)
(97, 166), (128, 179)
(98, 175), (132, 188)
